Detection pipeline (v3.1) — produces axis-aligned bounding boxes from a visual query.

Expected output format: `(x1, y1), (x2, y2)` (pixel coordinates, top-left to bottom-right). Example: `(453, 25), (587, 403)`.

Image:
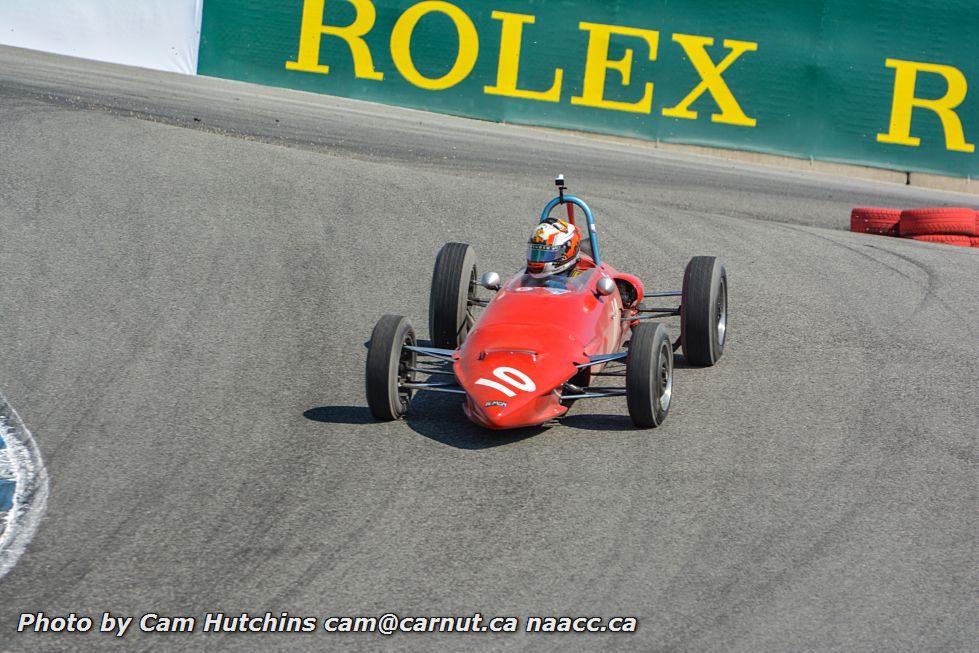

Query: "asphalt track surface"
(0, 46), (976, 651)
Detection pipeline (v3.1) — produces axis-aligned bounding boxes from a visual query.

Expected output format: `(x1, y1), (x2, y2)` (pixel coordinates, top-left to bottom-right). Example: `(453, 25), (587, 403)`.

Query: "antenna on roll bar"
(555, 174), (574, 223)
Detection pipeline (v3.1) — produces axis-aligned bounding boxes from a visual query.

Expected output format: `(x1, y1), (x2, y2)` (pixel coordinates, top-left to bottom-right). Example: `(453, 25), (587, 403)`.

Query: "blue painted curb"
(0, 479), (13, 513)
(0, 429), (10, 514)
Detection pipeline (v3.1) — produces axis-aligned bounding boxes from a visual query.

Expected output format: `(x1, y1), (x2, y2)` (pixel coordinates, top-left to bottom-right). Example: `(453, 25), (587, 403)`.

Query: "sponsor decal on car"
(484, 400), (508, 408)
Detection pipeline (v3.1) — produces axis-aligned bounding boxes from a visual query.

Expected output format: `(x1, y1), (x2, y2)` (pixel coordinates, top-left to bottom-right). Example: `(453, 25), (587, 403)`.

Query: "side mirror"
(596, 276), (616, 297)
(480, 271), (501, 291)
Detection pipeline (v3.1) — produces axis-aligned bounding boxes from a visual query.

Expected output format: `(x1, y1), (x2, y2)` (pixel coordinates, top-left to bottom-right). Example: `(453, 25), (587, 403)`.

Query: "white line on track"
(0, 448), (13, 478)
(0, 393), (49, 580)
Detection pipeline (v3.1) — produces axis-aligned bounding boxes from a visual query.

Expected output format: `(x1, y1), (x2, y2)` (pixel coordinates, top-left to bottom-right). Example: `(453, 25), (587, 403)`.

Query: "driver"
(526, 217), (582, 285)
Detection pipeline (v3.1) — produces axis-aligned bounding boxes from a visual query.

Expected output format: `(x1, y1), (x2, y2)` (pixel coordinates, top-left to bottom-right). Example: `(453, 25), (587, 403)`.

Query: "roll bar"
(539, 176), (601, 265)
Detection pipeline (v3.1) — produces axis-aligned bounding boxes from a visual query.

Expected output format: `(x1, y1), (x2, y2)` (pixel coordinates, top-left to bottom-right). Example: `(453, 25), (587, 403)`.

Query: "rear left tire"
(429, 243), (477, 349)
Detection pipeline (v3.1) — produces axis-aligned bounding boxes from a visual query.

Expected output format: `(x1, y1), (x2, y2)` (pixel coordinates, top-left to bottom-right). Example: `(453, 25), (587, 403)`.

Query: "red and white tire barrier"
(851, 206), (978, 247)
(906, 234), (972, 246)
(898, 207), (976, 237)
(850, 208), (900, 235)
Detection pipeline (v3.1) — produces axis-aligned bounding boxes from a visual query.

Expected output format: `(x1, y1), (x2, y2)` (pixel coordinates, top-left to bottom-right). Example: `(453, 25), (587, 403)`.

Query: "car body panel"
(453, 260), (630, 429)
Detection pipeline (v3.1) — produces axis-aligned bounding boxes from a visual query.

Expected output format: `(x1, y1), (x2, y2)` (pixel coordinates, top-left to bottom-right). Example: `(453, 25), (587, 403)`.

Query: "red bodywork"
(454, 258), (644, 429)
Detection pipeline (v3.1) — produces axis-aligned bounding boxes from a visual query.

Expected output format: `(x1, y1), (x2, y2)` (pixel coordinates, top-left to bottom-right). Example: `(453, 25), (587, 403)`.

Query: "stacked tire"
(850, 206), (979, 247)
(850, 207), (899, 236)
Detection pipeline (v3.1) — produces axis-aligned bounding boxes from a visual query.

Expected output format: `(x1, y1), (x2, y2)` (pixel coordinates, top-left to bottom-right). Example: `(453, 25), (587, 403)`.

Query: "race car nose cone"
(455, 322), (580, 429)
(463, 391), (566, 430)
(464, 396), (511, 428)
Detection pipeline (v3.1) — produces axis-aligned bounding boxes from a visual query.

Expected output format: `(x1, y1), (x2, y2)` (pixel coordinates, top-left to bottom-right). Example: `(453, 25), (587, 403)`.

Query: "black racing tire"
(429, 242), (477, 349)
(366, 315), (416, 421)
(681, 256), (728, 367)
(626, 322), (674, 428)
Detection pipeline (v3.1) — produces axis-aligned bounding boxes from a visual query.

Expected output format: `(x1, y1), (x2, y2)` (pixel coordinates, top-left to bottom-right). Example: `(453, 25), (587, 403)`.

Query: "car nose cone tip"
(464, 393), (567, 429)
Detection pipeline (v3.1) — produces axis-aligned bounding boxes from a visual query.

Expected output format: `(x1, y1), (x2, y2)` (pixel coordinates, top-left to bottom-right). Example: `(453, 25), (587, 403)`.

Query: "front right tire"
(366, 315), (416, 421)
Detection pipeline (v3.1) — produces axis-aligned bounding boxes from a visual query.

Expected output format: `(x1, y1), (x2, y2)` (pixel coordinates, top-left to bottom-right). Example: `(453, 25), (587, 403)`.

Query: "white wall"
(0, 0), (203, 74)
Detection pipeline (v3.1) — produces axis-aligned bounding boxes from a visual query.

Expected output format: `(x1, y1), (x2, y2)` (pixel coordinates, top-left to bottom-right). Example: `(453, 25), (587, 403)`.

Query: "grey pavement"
(0, 46), (976, 652)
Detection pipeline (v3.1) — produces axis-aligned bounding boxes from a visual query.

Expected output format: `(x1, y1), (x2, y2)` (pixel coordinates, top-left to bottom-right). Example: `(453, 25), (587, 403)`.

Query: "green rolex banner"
(198, 0), (978, 178)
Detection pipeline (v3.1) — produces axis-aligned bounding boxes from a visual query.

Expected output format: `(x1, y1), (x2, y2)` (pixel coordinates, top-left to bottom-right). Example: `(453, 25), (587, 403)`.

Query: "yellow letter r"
(285, 0), (383, 80)
(877, 58), (974, 152)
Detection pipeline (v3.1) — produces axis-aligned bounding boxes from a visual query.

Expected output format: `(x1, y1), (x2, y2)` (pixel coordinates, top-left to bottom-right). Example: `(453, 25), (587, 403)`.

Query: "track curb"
(0, 395), (49, 580)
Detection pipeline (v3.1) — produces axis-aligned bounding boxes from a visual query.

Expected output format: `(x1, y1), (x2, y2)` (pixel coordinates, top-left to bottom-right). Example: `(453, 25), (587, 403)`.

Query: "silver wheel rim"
(396, 333), (416, 410)
(716, 278), (727, 347)
(658, 341), (673, 411)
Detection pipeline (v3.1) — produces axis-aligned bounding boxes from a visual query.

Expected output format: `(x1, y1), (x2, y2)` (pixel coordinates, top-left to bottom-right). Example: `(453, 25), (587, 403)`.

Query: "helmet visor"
(528, 243), (565, 263)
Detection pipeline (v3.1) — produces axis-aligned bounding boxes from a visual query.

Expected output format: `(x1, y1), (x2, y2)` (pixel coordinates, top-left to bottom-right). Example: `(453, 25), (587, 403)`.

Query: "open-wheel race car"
(366, 176), (727, 429)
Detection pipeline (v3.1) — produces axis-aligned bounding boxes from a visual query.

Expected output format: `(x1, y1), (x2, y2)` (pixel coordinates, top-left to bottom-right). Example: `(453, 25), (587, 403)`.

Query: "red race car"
(366, 176), (727, 429)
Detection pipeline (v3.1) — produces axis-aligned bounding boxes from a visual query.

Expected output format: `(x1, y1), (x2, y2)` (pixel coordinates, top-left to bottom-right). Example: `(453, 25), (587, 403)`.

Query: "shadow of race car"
(366, 176), (727, 429)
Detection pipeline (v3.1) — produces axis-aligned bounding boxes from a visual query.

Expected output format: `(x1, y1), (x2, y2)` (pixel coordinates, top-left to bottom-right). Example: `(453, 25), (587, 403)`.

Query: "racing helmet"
(527, 217), (581, 277)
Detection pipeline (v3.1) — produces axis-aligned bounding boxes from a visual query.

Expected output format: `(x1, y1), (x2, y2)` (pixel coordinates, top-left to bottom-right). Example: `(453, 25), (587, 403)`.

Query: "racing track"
(0, 46), (976, 651)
